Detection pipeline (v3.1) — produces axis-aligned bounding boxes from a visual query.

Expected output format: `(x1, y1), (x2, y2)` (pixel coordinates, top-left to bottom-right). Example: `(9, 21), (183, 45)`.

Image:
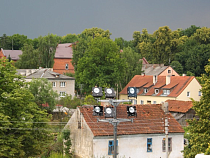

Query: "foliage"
(75, 36), (126, 94)
(61, 34), (78, 43)
(15, 43), (40, 69)
(183, 60), (210, 158)
(62, 129), (73, 157)
(180, 25), (201, 37)
(84, 95), (99, 105)
(79, 27), (112, 39)
(28, 78), (59, 112)
(170, 61), (183, 75)
(57, 94), (82, 109)
(0, 58), (53, 157)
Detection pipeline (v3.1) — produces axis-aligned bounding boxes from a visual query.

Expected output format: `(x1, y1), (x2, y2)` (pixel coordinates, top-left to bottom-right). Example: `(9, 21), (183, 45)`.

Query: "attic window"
(163, 89), (170, 95)
(155, 89), (159, 94)
(65, 64), (69, 70)
(144, 88), (148, 93)
(168, 70), (171, 74)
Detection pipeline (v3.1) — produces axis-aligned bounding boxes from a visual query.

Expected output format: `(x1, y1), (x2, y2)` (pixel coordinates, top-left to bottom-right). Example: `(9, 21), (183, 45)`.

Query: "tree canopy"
(183, 60), (210, 157)
(0, 58), (53, 157)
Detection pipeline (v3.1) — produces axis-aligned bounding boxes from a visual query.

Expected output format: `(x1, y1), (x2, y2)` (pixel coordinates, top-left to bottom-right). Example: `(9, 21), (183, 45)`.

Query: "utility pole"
(97, 99), (133, 158)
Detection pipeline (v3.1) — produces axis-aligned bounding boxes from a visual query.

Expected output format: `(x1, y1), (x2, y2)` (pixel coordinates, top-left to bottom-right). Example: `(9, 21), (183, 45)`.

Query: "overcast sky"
(1, 0), (210, 40)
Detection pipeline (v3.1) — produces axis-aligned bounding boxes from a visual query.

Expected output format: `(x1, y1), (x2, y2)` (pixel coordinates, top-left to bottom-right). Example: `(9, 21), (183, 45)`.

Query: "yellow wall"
(177, 78), (201, 101)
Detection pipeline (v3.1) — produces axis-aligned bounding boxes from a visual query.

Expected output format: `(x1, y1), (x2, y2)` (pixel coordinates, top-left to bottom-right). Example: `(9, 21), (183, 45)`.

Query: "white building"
(66, 103), (185, 158)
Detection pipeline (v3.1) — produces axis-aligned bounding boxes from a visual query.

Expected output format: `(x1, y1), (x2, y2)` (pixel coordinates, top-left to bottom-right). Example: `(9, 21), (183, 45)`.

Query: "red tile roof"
(120, 75), (195, 98)
(79, 104), (184, 137)
(166, 100), (193, 113)
(1, 49), (23, 60)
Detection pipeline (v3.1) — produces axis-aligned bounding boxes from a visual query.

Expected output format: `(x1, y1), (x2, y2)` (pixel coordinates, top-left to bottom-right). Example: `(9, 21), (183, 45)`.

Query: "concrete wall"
(177, 78), (201, 101)
(67, 108), (94, 158)
(93, 133), (184, 158)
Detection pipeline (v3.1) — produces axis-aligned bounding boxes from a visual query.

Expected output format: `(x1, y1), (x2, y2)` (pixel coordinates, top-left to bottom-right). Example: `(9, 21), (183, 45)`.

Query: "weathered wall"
(53, 58), (74, 74)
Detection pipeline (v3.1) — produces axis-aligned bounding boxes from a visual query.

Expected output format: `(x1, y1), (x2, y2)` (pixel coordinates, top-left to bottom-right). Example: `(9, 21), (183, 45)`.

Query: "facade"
(17, 68), (75, 98)
(53, 43), (75, 74)
(166, 100), (197, 127)
(0, 48), (22, 62)
(66, 104), (184, 158)
(119, 75), (202, 104)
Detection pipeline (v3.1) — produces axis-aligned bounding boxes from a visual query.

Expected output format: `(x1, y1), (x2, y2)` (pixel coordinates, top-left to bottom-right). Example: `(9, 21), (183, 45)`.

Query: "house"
(53, 43), (75, 74)
(0, 48), (22, 62)
(119, 75), (202, 104)
(66, 103), (184, 158)
(17, 68), (75, 98)
(166, 100), (197, 127)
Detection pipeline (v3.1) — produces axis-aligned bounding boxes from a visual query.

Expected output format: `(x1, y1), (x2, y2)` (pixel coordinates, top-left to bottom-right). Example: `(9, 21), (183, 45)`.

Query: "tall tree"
(37, 34), (60, 68)
(184, 60), (210, 157)
(0, 58), (53, 157)
(0, 34), (11, 49)
(79, 27), (112, 39)
(75, 36), (126, 93)
(15, 43), (40, 69)
(61, 34), (78, 43)
(180, 25), (201, 37)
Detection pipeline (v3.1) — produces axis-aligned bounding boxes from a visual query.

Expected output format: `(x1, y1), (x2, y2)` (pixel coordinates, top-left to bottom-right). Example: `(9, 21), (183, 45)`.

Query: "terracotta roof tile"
(166, 100), (193, 113)
(120, 75), (195, 98)
(79, 104), (184, 137)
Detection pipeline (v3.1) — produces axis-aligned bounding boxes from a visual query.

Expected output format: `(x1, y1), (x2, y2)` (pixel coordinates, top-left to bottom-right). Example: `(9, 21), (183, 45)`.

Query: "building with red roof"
(53, 43), (75, 74)
(66, 104), (184, 158)
(119, 75), (202, 104)
(0, 48), (23, 62)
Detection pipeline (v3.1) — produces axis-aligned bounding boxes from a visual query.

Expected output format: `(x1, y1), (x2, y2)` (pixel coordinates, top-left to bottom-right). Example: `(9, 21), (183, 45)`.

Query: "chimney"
(166, 75), (170, 85)
(153, 75), (157, 85)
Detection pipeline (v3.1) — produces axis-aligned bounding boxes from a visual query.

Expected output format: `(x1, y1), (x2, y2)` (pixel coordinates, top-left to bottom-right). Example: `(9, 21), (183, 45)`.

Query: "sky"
(1, 0), (210, 41)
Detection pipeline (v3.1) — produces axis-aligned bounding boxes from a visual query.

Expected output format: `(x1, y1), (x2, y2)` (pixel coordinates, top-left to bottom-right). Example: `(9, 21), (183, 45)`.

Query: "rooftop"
(54, 43), (73, 59)
(166, 100), (194, 113)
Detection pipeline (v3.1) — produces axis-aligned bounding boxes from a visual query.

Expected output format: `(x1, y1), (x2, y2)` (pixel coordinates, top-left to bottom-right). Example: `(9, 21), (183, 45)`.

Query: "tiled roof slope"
(166, 100), (193, 113)
(142, 65), (168, 76)
(25, 68), (75, 80)
(54, 43), (73, 59)
(79, 104), (184, 137)
(2, 49), (23, 60)
(120, 75), (194, 97)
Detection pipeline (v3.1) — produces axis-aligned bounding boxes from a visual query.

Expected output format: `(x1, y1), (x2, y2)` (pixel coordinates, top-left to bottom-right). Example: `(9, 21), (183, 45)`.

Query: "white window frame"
(163, 89), (170, 95)
(52, 82), (56, 87)
(144, 88), (148, 93)
(147, 138), (152, 152)
(60, 82), (66, 87)
(155, 89), (159, 94)
(60, 91), (66, 97)
(187, 91), (190, 97)
(153, 101), (156, 104)
(162, 137), (172, 152)
(65, 63), (69, 70)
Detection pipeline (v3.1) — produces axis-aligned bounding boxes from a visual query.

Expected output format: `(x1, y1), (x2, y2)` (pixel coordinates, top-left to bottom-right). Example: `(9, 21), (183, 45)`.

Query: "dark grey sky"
(1, 0), (210, 40)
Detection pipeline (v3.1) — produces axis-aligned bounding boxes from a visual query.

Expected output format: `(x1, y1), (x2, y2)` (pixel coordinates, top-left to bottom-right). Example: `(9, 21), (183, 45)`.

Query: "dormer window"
(168, 70), (171, 74)
(155, 89), (159, 94)
(163, 89), (170, 95)
(144, 88), (148, 93)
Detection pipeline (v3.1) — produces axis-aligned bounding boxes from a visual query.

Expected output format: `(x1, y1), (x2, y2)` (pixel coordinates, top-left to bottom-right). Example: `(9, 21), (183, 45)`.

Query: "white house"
(66, 103), (185, 158)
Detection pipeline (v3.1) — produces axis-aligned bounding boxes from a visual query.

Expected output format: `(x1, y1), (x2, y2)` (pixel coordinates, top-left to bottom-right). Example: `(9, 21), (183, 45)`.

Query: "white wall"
(93, 133), (184, 158)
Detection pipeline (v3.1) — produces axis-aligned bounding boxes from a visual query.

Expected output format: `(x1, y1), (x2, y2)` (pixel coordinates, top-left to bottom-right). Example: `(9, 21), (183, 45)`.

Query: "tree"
(61, 34), (78, 43)
(57, 94), (82, 109)
(75, 36), (126, 93)
(0, 58), (53, 157)
(170, 61), (183, 75)
(79, 27), (112, 39)
(37, 34), (61, 68)
(183, 60), (210, 158)
(180, 25), (201, 37)
(120, 47), (142, 90)
(15, 43), (40, 69)
(28, 78), (58, 112)
(0, 34), (11, 49)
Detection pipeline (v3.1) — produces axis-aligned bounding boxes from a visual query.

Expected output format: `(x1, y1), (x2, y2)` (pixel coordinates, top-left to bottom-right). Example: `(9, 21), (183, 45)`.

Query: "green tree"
(75, 36), (126, 93)
(170, 61), (183, 75)
(0, 34), (11, 49)
(11, 34), (32, 50)
(180, 25), (201, 37)
(79, 27), (112, 39)
(83, 95), (98, 105)
(37, 34), (61, 68)
(28, 78), (58, 112)
(57, 94), (82, 109)
(15, 43), (40, 69)
(61, 34), (78, 43)
(183, 60), (210, 157)
(0, 58), (53, 157)
(120, 47), (142, 90)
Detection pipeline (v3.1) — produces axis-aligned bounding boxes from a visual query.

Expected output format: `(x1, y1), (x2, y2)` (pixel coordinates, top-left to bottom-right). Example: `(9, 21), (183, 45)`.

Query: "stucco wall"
(177, 78), (201, 101)
(93, 133), (184, 158)
(159, 66), (180, 76)
(67, 108), (94, 158)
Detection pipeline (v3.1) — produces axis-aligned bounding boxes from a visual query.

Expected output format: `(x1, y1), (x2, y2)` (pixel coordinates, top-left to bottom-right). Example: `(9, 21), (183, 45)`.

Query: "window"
(153, 101), (156, 104)
(198, 91), (202, 96)
(65, 64), (69, 70)
(60, 82), (66, 87)
(168, 70), (171, 74)
(147, 138), (152, 152)
(108, 140), (118, 155)
(60, 91), (66, 97)
(144, 88), (148, 93)
(78, 121), (81, 129)
(147, 100), (151, 104)
(163, 89), (170, 95)
(155, 89), (159, 94)
(140, 100), (144, 104)
(162, 137), (172, 152)
(187, 91), (190, 97)
(52, 82), (56, 87)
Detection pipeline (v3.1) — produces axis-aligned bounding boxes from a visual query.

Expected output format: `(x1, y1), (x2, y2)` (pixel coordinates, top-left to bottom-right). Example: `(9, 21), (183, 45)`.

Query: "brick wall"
(53, 58), (75, 74)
